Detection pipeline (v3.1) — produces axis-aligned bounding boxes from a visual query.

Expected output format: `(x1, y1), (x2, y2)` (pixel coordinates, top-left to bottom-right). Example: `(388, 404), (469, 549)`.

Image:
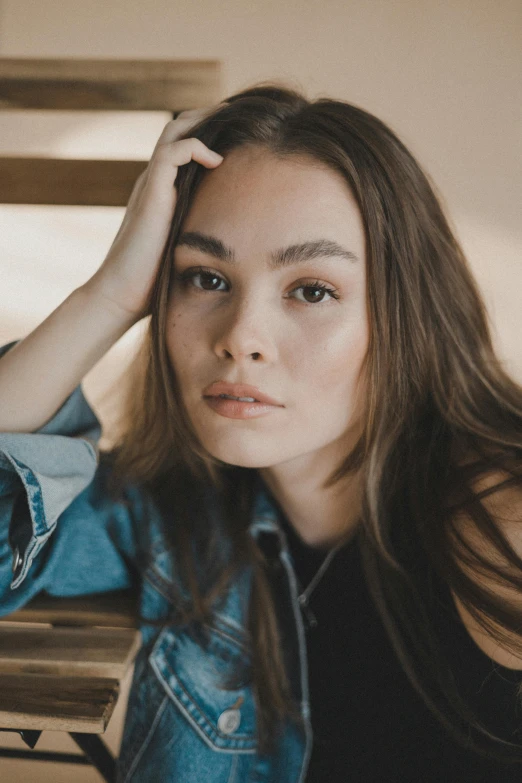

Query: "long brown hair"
(104, 81), (522, 760)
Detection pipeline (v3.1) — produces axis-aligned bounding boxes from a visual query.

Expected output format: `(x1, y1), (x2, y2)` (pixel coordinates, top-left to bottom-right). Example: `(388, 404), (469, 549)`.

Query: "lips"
(202, 381), (283, 407)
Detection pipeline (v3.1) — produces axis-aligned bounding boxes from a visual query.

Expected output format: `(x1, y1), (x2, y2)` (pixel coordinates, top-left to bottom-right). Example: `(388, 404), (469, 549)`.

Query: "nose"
(212, 296), (277, 364)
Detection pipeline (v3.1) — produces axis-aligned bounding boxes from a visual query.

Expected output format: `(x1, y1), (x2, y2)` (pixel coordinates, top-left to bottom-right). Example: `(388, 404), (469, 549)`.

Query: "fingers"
(126, 104), (224, 215)
(155, 104), (223, 147)
(146, 137), (223, 201)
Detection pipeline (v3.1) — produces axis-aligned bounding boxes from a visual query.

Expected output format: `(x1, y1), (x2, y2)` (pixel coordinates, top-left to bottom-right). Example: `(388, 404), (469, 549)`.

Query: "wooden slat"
(0, 673), (119, 732)
(0, 626), (141, 678)
(0, 590), (139, 628)
(0, 157), (147, 205)
(0, 57), (222, 111)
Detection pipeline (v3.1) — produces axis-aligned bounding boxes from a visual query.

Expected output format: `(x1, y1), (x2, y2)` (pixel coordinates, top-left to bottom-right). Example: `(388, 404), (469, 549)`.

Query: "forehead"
(180, 145), (365, 261)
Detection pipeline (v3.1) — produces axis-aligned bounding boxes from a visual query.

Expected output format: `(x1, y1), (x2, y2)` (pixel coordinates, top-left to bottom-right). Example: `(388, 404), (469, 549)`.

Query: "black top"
(276, 509), (522, 783)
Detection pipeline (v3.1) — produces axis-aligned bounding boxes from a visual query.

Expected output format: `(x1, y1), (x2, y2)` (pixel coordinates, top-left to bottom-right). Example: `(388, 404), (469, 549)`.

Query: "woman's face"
(166, 145), (368, 469)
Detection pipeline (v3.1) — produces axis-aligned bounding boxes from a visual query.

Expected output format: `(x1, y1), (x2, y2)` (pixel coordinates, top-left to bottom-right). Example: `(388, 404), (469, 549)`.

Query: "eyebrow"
(175, 231), (359, 268)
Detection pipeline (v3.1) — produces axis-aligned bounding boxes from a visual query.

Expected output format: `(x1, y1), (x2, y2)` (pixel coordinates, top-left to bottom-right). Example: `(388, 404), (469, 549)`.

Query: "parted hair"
(104, 81), (522, 760)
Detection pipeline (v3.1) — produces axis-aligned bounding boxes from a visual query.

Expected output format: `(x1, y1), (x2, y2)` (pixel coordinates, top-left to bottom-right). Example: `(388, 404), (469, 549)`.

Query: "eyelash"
(173, 266), (340, 305)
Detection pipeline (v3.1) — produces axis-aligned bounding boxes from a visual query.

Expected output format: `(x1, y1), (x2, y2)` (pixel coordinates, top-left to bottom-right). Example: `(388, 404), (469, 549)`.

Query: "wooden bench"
(0, 590), (141, 782)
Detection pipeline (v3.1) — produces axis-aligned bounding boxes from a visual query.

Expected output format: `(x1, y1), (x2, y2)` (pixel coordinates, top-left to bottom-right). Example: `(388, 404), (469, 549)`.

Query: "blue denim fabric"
(0, 340), (312, 782)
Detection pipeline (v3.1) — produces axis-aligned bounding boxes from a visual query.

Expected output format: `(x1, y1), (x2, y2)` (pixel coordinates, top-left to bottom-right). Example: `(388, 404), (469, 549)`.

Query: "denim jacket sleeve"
(0, 339), (146, 616)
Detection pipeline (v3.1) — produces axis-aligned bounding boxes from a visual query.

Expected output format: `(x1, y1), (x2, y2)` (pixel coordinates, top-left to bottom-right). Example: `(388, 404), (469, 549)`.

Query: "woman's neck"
(258, 457), (363, 550)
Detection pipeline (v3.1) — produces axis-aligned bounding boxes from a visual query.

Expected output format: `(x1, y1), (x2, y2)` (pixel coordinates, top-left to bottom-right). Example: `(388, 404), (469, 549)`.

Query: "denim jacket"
(0, 340), (312, 782)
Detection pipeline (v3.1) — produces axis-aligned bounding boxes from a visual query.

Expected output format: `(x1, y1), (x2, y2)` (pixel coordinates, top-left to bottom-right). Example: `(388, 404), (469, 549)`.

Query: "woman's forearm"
(0, 110), (224, 435)
(0, 280), (139, 433)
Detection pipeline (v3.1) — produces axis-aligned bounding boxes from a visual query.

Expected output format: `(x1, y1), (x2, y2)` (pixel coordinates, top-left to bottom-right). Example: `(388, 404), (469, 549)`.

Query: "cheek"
(165, 305), (199, 372)
(288, 316), (368, 399)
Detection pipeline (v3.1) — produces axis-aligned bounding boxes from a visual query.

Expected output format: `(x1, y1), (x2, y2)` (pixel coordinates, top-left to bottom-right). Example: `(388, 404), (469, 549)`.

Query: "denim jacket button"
(217, 708), (241, 734)
(12, 546), (22, 574)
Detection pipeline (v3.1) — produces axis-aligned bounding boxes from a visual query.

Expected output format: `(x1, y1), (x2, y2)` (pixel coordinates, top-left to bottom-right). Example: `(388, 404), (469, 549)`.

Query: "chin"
(202, 439), (281, 469)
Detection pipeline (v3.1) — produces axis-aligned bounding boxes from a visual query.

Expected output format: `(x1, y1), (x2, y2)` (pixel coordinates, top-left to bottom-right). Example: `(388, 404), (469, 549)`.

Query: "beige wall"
(0, 0), (520, 779)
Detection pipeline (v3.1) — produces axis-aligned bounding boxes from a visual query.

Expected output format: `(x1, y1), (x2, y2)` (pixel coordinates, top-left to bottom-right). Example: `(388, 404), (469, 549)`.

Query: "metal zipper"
(279, 549), (313, 783)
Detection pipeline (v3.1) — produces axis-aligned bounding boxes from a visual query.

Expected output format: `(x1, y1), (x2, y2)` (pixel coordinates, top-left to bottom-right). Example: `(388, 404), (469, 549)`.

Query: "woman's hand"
(88, 107), (224, 322)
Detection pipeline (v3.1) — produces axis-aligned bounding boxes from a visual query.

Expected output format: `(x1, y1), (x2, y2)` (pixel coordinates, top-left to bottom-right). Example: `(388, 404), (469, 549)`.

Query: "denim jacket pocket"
(149, 621), (258, 753)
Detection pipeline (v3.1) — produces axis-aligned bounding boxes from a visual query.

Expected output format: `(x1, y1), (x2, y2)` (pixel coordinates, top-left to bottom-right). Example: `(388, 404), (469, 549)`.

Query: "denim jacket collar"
(147, 474), (292, 593)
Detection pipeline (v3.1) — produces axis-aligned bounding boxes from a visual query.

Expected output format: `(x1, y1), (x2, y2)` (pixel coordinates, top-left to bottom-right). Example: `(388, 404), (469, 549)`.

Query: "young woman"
(1, 83), (522, 783)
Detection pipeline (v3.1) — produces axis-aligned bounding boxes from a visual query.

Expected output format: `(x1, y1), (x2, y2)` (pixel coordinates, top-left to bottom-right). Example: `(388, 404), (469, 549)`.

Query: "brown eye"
(198, 272), (223, 290)
(302, 286), (327, 303)
(175, 268), (228, 292)
(290, 281), (340, 305)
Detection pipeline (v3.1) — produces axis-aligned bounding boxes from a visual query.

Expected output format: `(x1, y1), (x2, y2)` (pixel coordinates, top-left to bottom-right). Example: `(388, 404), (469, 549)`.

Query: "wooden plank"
(0, 673), (119, 732)
(0, 590), (139, 628)
(0, 58), (222, 111)
(0, 626), (141, 678)
(0, 157), (147, 205)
